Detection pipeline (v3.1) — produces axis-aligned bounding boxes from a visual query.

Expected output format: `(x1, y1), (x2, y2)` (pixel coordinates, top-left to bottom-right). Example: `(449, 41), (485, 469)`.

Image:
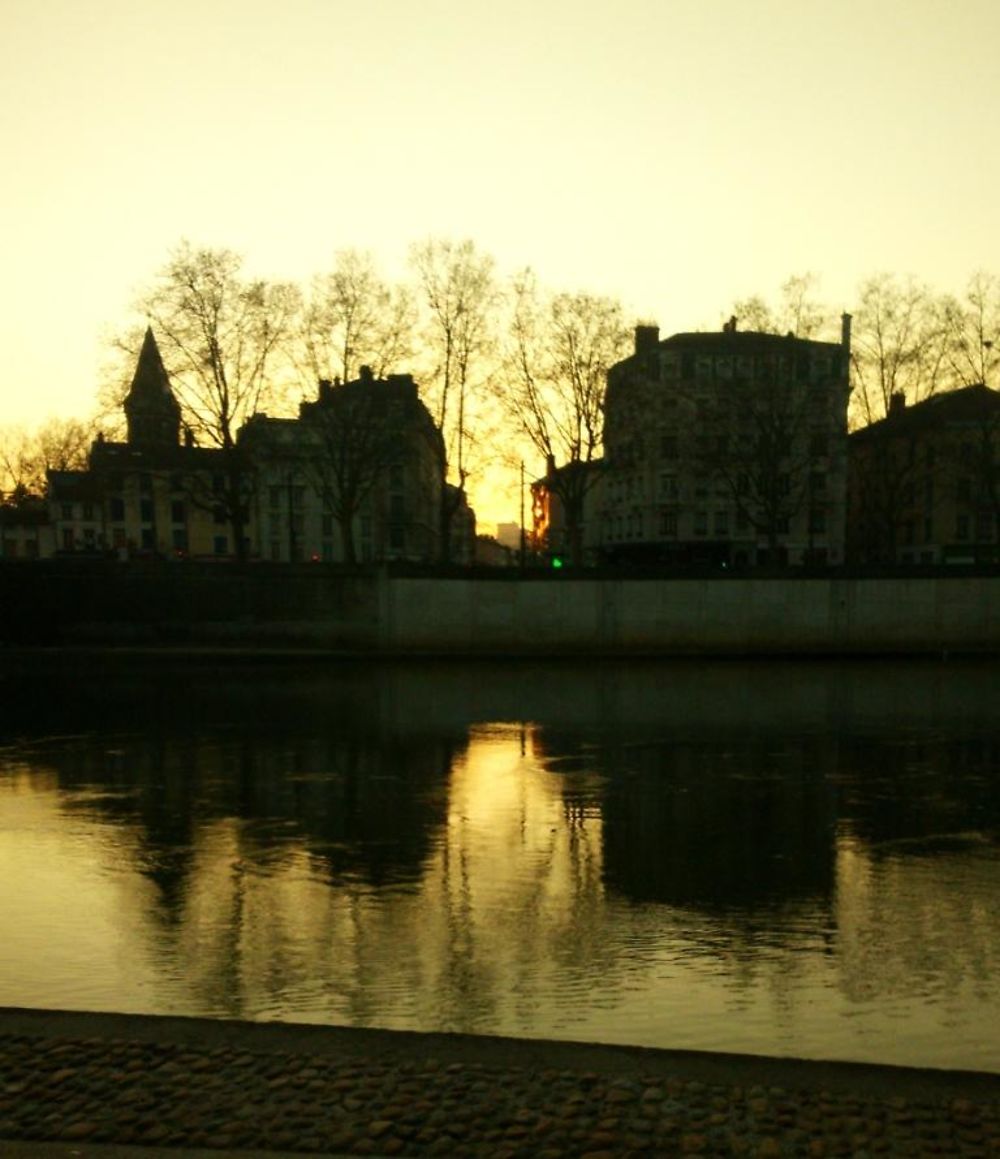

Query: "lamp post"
(519, 460), (526, 569)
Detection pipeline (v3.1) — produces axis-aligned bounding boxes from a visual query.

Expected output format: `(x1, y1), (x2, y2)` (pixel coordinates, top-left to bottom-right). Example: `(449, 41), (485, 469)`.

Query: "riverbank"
(1, 1008), (997, 1157)
(7, 561), (1000, 656)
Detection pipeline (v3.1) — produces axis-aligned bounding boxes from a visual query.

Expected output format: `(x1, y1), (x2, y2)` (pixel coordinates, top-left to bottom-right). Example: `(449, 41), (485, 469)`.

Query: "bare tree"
(410, 238), (496, 561)
(732, 273), (831, 339)
(300, 250), (415, 386)
(299, 375), (421, 565)
(137, 242), (300, 559)
(694, 363), (819, 564)
(0, 417), (98, 500)
(501, 271), (631, 564)
(941, 270), (1000, 389)
(850, 274), (948, 426)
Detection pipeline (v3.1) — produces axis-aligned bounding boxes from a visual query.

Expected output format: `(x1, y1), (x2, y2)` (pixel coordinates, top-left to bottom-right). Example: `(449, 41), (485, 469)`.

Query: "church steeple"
(124, 327), (181, 447)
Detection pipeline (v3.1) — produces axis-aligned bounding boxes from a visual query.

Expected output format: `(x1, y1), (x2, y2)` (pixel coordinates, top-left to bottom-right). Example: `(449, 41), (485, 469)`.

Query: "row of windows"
(607, 471), (828, 505)
(898, 514), (999, 545)
(603, 508), (828, 542)
(59, 528), (230, 555)
(656, 433), (832, 460)
(658, 353), (838, 381)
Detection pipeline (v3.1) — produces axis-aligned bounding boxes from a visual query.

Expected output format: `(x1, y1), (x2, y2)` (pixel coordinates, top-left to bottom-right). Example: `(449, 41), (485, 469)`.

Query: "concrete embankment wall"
(384, 574), (999, 655)
(2, 561), (999, 655)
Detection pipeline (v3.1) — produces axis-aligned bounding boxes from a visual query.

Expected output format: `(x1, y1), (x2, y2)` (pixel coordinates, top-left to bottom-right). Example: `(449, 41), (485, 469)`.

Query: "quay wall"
(1, 561), (998, 655)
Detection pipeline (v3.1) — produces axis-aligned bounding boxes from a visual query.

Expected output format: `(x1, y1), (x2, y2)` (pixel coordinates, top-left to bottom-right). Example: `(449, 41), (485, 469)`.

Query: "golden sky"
(2, 0), (999, 524)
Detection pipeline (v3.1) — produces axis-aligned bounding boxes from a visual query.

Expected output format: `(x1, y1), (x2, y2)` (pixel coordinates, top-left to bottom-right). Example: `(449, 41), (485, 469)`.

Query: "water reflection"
(0, 657), (999, 1070)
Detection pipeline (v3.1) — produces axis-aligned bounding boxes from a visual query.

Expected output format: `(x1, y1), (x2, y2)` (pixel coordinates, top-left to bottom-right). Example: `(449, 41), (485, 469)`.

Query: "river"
(1, 655), (998, 1071)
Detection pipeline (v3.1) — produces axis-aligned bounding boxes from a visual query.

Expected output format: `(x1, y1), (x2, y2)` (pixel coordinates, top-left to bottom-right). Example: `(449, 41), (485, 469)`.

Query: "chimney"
(318, 378), (332, 402)
(889, 391), (906, 416)
(841, 312), (852, 355)
(634, 324), (659, 355)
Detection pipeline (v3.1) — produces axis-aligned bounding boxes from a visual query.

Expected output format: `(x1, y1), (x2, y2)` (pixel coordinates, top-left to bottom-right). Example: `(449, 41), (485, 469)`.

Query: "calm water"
(1, 656), (999, 1072)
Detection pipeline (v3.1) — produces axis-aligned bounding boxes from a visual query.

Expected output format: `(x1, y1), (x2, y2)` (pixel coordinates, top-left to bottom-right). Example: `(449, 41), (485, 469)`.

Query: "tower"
(123, 327), (181, 447)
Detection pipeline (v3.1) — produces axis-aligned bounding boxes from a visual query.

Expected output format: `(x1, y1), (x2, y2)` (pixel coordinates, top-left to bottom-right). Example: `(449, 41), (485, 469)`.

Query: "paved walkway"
(1, 1007), (998, 1157)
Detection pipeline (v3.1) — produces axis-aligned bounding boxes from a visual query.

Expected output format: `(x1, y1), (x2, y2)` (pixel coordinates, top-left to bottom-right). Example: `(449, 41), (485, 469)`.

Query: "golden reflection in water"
(2, 729), (1000, 1070)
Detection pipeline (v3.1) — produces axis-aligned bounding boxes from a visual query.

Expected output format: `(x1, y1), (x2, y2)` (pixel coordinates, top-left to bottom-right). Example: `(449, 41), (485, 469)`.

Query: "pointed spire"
(128, 326), (173, 402)
(124, 327), (182, 447)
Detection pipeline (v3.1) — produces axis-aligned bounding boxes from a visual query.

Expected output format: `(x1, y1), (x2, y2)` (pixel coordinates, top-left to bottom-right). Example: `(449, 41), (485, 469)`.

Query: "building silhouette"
(533, 316), (852, 567)
(48, 328), (231, 558)
(240, 368), (447, 564)
(848, 384), (1000, 565)
(42, 335), (464, 564)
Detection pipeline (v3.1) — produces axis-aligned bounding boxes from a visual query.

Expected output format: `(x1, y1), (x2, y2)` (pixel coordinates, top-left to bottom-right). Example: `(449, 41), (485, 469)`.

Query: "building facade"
(848, 384), (1000, 565)
(597, 316), (853, 567)
(48, 328), (232, 559)
(240, 369), (447, 564)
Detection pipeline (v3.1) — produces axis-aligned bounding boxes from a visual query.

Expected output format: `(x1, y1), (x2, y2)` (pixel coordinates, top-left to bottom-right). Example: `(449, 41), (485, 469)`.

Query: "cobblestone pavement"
(0, 1009), (998, 1157)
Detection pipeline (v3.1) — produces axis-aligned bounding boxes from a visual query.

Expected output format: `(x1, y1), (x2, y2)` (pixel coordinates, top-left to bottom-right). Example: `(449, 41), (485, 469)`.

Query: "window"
(109, 497), (125, 521)
(213, 474), (226, 495)
(956, 514), (969, 541)
(140, 498), (154, 523)
(390, 494), (405, 520)
(171, 500), (185, 524)
(82, 502), (94, 520)
(809, 509), (827, 534)
(659, 473), (676, 498)
(736, 509), (750, 531)
(321, 514), (334, 537)
(139, 474), (153, 493)
(291, 486), (305, 510)
(957, 478), (971, 503)
(977, 514), (994, 541)
(270, 541), (281, 561)
(60, 503), (73, 520)
(172, 529), (188, 552)
(924, 478), (934, 505)
(269, 486), (282, 509)
(924, 517), (933, 542)
(61, 529), (74, 550)
(389, 463), (404, 489)
(213, 505), (227, 525)
(389, 524), (405, 549)
(774, 516), (790, 534)
(694, 511), (708, 536)
(169, 474), (184, 492)
(112, 528), (126, 549)
(141, 528), (155, 550)
(694, 476), (709, 498)
(659, 510), (677, 537)
(660, 435), (677, 459)
(322, 541), (334, 561)
(809, 473), (826, 494)
(713, 510), (729, 536)
(213, 535), (229, 555)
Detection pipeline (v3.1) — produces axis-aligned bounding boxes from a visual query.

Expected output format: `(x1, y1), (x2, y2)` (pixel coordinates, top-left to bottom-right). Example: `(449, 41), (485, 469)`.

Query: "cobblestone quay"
(1, 1008), (998, 1157)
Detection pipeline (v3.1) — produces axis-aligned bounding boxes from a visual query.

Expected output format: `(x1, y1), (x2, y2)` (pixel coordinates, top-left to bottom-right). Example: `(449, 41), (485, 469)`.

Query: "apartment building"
(599, 316), (852, 567)
(848, 384), (1000, 565)
(241, 369), (446, 564)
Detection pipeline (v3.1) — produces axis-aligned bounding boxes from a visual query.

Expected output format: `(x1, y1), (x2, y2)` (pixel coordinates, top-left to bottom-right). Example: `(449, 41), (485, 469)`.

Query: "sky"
(2, 0), (1000, 525)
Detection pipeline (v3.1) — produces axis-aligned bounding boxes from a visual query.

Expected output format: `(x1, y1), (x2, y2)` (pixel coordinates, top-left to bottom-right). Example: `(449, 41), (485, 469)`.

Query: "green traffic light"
(551, 556), (563, 569)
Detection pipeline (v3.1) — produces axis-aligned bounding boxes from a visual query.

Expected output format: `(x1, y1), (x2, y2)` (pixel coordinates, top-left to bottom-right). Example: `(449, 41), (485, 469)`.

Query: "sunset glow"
(3, 0), (1000, 524)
